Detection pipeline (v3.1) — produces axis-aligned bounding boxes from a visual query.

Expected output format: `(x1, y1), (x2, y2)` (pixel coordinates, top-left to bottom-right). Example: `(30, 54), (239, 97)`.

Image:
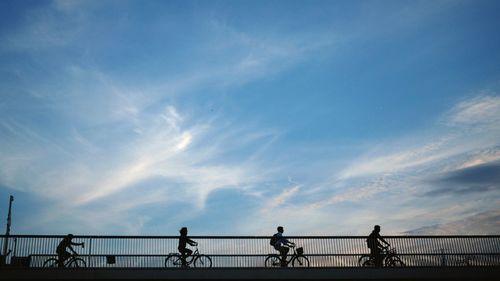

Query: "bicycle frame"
(64, 255), (84, 267)
(183, 248), (201, 265)
(285, 247), (301, 265)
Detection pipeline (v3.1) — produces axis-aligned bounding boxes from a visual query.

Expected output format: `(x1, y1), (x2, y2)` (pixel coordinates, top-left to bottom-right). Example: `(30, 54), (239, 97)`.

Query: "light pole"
(2, 195), (14, 260)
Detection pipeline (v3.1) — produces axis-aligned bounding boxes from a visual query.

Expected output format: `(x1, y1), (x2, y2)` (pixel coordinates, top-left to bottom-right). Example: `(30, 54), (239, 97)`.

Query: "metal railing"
(1, 235), (499, 268)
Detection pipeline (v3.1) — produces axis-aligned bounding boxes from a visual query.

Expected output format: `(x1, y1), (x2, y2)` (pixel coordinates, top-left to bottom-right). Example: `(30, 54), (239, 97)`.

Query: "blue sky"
(0, 0), (499, 235)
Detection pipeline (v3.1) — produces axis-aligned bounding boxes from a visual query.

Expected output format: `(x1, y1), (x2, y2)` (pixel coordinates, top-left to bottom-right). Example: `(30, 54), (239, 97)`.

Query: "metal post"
(2, 195), (14, 265)
(88, 238), (93, 267)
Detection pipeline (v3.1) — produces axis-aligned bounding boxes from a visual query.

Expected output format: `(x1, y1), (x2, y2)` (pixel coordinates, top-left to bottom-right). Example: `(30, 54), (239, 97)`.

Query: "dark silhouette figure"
(367, 225), (390, 267)
(56, 234), (84, 267)
(178, 227), (197, 267)
(271, 226), (295, 267)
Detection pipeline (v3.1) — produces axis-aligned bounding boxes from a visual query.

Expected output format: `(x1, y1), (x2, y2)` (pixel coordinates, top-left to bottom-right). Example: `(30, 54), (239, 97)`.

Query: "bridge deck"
(1, 267), (499, 281)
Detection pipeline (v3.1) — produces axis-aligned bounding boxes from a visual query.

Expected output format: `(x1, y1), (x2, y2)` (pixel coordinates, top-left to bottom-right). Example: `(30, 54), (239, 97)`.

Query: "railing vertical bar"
(20, 235), (26, 256)
(29, 236), (35, 258)
(19, 237), (25, 259)
(22, 236), (27, 257)
(29, 236), (34, 257)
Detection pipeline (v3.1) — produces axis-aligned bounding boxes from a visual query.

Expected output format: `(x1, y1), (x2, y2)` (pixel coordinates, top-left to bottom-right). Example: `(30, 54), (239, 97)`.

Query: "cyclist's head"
(180, 227), (188, 235)
(277, 226), (284, 233)
(374, 225), (381, 232)
(67, 234), (74, 239)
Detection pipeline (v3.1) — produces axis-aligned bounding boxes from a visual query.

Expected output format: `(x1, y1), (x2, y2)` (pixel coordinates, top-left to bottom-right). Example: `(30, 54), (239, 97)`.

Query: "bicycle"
(164, 248), (212, 268)
(358, 246), (405, 267)
(43, 253), (86, 268)
(265, 245), (310, 267)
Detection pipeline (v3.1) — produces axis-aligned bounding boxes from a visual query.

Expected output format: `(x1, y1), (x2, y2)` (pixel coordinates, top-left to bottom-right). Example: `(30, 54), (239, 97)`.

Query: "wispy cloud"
(406, 209), (500, 235)
(1, 1), (499, 235)
(424, 161), (500, 196)
(0, 0), (91, 51)
(447, 95), (500, 127)
(234, 94), (500, 235)
(338, 95), (500, 180)
(0, 26), (309, 232)
(262, 185), (301, 211)
(336, 137), (452, 180)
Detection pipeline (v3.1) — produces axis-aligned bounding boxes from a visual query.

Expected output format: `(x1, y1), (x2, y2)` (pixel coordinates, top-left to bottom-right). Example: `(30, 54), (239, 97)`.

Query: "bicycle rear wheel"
(165, 254), (182, 267)
(43, 258), (59, 267)
(265, 255), (281, 267)
(291, 256), (310, 267)
(194, 255), (212, 268)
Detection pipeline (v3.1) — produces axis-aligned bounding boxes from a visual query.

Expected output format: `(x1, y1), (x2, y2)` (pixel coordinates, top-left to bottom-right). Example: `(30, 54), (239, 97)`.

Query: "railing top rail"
(1, 234), (500, 239)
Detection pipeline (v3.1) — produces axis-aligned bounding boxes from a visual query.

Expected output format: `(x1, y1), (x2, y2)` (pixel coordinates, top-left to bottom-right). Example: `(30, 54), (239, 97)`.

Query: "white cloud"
(263, 185), (301, 211)
(457, 148), (500, 169)
(448, 95), (500, 126)
(338, 95), (500, 181)
(337, 137), (451, 180)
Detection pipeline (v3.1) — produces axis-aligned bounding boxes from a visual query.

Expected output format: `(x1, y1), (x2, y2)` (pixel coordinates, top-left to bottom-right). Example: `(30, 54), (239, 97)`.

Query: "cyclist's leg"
(185, 248), (193, 262)
(57, 253), (64, 268)
(279, 246), (289, 267)
(178, 247), (186, 266)
(373, 248), (382, 267)
(178, 248), (192, 266)
(57, 251), (70, 268)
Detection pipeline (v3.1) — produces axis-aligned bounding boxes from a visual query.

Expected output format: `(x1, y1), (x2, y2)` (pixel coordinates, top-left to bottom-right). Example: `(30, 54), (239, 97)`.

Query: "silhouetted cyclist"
(271, 226), (295, 267)
(56, 234), (84, 267)
(367, 225), (390, 267)
(178, 227), (197, 267)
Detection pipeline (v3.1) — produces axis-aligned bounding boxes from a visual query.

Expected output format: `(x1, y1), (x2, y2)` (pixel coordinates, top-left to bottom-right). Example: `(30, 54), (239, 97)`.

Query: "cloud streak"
(1, 1), (499, 235)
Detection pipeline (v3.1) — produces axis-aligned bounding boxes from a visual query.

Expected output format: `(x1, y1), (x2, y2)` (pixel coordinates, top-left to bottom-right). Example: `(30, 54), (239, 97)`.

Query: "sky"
(0, 0), (499, 236)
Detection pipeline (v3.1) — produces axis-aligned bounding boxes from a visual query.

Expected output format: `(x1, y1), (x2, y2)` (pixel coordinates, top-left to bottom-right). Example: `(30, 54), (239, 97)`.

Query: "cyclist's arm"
(68, 245), (78, 255)
(71, 241), (84, 247)
(283, 237), (294, 247)
(187, 238), (197, 246)
(378, 236), (390, 246)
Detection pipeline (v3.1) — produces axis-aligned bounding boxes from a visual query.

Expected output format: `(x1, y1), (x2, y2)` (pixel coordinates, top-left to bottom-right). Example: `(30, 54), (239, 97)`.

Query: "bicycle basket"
(296, 247), (304, 256)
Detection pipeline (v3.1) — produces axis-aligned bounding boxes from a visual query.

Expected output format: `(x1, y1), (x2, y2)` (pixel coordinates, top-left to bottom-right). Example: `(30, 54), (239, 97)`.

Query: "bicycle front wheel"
(194, 255), (212, 268)
(43, 258), (59, 268)
(358, 255), (374, 267)
(385, 255), (405, 267)
(291, 256), (310, 267)
(67, 257), (86, 268)
(165, 254), (182, 267)
(265, 255), (281, 267)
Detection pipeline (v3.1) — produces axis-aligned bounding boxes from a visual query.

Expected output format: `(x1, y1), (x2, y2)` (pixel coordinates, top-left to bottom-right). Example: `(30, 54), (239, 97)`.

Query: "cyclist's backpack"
(270, 234), (278, 246)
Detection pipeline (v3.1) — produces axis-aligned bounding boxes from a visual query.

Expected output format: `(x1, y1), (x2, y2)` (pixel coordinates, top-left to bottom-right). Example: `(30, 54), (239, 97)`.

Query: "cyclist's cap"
(180, 227), (188, 234)
(374, 225), (381, 230)
(68, 234), (74, 238)
(277, 226), (284, 232)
